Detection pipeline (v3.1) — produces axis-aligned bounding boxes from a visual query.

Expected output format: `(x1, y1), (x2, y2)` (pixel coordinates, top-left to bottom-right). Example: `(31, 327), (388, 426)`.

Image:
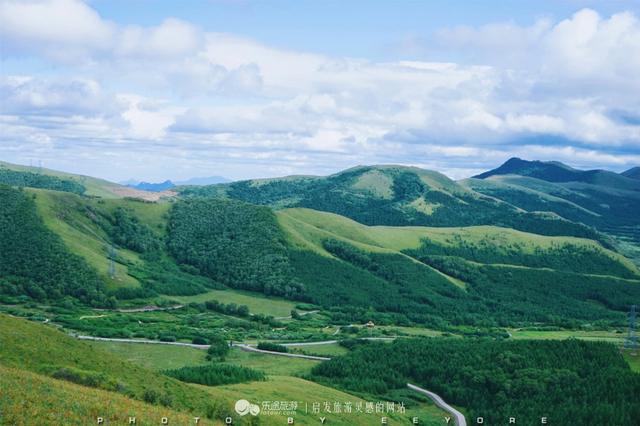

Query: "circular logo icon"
(249, 403), (260, 416)
(235, 400), (261, 416)
(235, 399), (251, 416)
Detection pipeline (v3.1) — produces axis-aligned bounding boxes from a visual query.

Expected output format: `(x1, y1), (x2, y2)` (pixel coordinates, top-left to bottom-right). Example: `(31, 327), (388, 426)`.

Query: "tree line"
(311, 338), (640, 426)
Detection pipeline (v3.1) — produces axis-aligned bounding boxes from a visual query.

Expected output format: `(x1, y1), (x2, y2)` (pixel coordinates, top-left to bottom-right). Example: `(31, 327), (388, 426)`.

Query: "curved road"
(408, 383), (466, 426)
(233, 343), (330, 361)
(74, 334), (466, 425)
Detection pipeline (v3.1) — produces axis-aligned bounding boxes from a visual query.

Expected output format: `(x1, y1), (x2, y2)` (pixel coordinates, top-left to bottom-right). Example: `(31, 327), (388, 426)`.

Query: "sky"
(1, 0), (640, 182)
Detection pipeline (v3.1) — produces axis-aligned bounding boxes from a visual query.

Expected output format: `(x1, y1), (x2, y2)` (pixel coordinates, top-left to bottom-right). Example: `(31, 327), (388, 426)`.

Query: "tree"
(206, 335), (230, 361)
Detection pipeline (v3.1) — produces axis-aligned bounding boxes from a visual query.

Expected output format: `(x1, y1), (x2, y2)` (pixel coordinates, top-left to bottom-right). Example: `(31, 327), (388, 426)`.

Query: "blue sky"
(1, 0), (640, 182)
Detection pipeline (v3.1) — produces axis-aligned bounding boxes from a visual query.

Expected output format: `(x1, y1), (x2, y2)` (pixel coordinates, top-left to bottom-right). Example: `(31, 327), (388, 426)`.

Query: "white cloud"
(0, 0), (113, 61)
(0, 2), (639, 180)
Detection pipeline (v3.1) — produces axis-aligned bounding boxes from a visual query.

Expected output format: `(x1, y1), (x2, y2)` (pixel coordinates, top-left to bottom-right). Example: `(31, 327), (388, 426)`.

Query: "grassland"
(88, 341), (207, 371)
(508, 328), (626, 342)
(5, 321), (447, 425)
(278, 207), (639, 275)
(290, 343), (350, 357)
(351, 169), (394, 198)
(0, 314), (232, 420)
(623, 352), (640, 372)
(0, 365), (215, 426)
(213, 375), (446, 426)
(223, 347), (320, 376)
(29, 188), (142, 289)
(0, 160), (124, 199)
(169, 289), (298, 317)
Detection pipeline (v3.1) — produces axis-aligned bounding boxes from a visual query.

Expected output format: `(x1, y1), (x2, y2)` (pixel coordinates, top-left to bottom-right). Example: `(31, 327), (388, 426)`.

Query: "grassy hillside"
(180, 165), (605, 242)
(90, 339), (446, 426)
(2, 184), (638, 329)
(28, 188), (143, 290)
(0, 365), (216, 426)
(278, 208), (638, 276)
(0, 160), (127, 199)
(0, 314), (233, 421)
(0, 315), (446, 425)
(277, 208), (640, 327)
(467, 170), (640, 248)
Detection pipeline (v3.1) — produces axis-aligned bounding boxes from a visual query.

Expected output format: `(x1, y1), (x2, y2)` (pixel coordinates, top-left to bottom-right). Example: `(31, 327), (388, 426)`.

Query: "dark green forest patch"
(0, 186), (107, 306)
(311, 338), (640, 426)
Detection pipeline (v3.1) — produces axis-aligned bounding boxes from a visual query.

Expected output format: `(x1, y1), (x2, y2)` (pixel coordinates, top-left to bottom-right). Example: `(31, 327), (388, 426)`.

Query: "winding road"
(74, 334), (467, 425)
(408, 383), (466, 426)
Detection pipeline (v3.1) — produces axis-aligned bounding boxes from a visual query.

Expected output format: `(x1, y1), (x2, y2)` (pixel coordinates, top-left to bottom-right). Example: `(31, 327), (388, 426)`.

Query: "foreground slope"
(0, 314), (446, 425)
(0, 365), (212, 426)
(0, 313), (232, 422)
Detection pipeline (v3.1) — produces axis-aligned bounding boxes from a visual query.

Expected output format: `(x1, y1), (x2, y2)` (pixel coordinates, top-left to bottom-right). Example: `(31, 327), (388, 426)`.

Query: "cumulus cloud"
(0, 1), (639, 180)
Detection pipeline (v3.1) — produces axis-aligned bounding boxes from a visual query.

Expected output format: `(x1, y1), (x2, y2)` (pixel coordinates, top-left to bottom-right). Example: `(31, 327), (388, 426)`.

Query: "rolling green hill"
(275, 207), (640, 327)
(2, 181), (638, 328)
(179, 165), (606, 243)
(468, 158), (640, 250)
(1, 159), (639, 424)
(1, 161), (639, 327)
(0, 160), (173, 200)
(0, 186), (108, 306)
(0, 161), (128, 198)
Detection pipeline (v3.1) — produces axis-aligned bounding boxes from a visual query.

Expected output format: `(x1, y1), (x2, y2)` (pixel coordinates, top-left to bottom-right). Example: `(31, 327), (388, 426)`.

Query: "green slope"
(467, 172), (640, 248)
(0, 365), (217, 426)
(0, 314), (446, 426)
(277, 207), (640, 326)
(0, 160), (127, 198)
(0, 186), (108, 305)
(278, 208), (638, 276)
(0, 313), (233, 422)
(180, 164), (605, 243)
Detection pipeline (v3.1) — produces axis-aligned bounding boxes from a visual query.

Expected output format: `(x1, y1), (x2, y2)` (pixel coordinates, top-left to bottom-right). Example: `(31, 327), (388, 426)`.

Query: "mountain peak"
(621, 166), (640, 180)
(473, 158), (639, 191)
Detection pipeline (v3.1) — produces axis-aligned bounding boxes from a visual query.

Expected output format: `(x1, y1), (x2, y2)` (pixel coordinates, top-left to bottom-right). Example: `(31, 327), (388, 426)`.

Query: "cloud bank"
(1, 0), (639, 181)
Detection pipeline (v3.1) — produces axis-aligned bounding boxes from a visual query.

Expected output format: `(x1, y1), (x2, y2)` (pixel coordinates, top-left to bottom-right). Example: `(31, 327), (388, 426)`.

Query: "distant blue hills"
(122, 176), (230, 192)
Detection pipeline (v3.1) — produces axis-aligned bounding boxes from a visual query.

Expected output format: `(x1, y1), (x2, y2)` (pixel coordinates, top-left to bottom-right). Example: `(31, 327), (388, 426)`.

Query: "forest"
(311, 338), (640, 426)
(292, 239), (638, 327)
(0, 186), (107, 306)
(166, 198), (304, 298)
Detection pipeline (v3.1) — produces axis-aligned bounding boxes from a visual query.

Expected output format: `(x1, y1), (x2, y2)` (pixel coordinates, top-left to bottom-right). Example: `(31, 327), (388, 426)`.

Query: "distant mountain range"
(622, 166), (640, 180)
(122, 176), (231, 192)
(473, 157), (640, 190)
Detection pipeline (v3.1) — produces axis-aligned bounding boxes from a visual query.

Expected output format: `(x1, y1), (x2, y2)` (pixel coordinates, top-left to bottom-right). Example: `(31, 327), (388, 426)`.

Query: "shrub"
(206, 335), (230, 361)
(256, 342), (288, 353)
(164, 364), (265, 386)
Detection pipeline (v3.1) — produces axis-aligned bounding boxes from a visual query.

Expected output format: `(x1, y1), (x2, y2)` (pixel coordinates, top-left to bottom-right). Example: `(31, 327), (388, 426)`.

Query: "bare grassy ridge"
(0, 365), (213, 426)
(0, 314), (232, 422)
